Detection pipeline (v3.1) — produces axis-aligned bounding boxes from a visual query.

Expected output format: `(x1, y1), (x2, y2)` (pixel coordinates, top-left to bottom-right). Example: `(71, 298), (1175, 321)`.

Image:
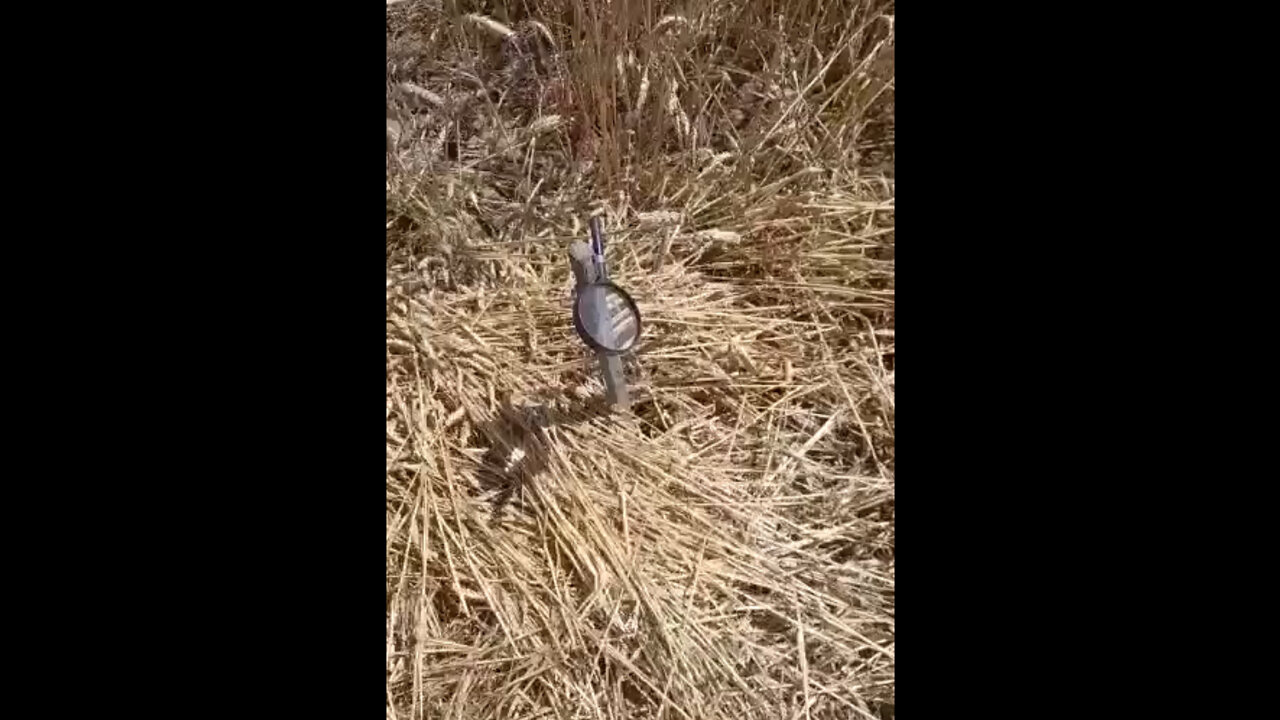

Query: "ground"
(387, 2), (894, 717)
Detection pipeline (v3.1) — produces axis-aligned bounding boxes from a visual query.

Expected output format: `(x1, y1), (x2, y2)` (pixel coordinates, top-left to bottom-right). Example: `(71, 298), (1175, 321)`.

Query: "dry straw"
(388, 1), (894, 718)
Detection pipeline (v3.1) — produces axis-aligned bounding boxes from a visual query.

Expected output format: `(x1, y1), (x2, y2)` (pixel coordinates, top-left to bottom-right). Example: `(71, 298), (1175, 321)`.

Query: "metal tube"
(588, 215), (608, 280)
(569, 241), (629, 409)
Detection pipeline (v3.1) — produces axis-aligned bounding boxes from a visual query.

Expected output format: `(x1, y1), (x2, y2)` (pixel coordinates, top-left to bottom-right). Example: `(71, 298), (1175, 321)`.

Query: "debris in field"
(696, 229), (742, 243)
(636, 210), (683, 226)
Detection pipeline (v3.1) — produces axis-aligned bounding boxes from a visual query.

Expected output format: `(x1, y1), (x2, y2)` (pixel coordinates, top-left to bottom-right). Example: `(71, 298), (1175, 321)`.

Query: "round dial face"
(573, 282), (641, 355)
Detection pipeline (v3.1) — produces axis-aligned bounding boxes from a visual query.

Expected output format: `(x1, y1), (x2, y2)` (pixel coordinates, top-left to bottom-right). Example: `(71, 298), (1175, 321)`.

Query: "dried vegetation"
(387, 1), (894, 717)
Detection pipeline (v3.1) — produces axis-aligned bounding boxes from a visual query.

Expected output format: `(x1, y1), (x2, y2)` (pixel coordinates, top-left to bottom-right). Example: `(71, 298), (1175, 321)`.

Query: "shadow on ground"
(472, 389), (615, 522)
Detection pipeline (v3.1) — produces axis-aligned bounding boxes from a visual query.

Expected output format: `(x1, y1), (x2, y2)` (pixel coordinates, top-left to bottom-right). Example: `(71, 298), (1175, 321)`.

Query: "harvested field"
(387, 1), (894, 718)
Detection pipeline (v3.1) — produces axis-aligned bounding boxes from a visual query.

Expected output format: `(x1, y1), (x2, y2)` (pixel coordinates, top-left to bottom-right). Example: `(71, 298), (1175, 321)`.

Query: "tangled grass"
(388, 1), (894, 717)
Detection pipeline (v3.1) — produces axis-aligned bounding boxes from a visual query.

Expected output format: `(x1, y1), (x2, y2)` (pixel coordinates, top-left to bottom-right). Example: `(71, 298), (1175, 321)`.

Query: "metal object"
(589, 215), (608, 279)
(568, 216), (639, 409)
(573, 281), (642, 355)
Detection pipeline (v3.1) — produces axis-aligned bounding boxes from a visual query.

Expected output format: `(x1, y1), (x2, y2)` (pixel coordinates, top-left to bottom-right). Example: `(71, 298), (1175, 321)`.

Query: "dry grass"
(387, 1), (894, 718)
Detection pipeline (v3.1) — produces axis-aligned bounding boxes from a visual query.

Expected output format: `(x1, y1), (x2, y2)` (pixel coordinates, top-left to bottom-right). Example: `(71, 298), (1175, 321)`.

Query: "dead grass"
(387, 1), (894, 717)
